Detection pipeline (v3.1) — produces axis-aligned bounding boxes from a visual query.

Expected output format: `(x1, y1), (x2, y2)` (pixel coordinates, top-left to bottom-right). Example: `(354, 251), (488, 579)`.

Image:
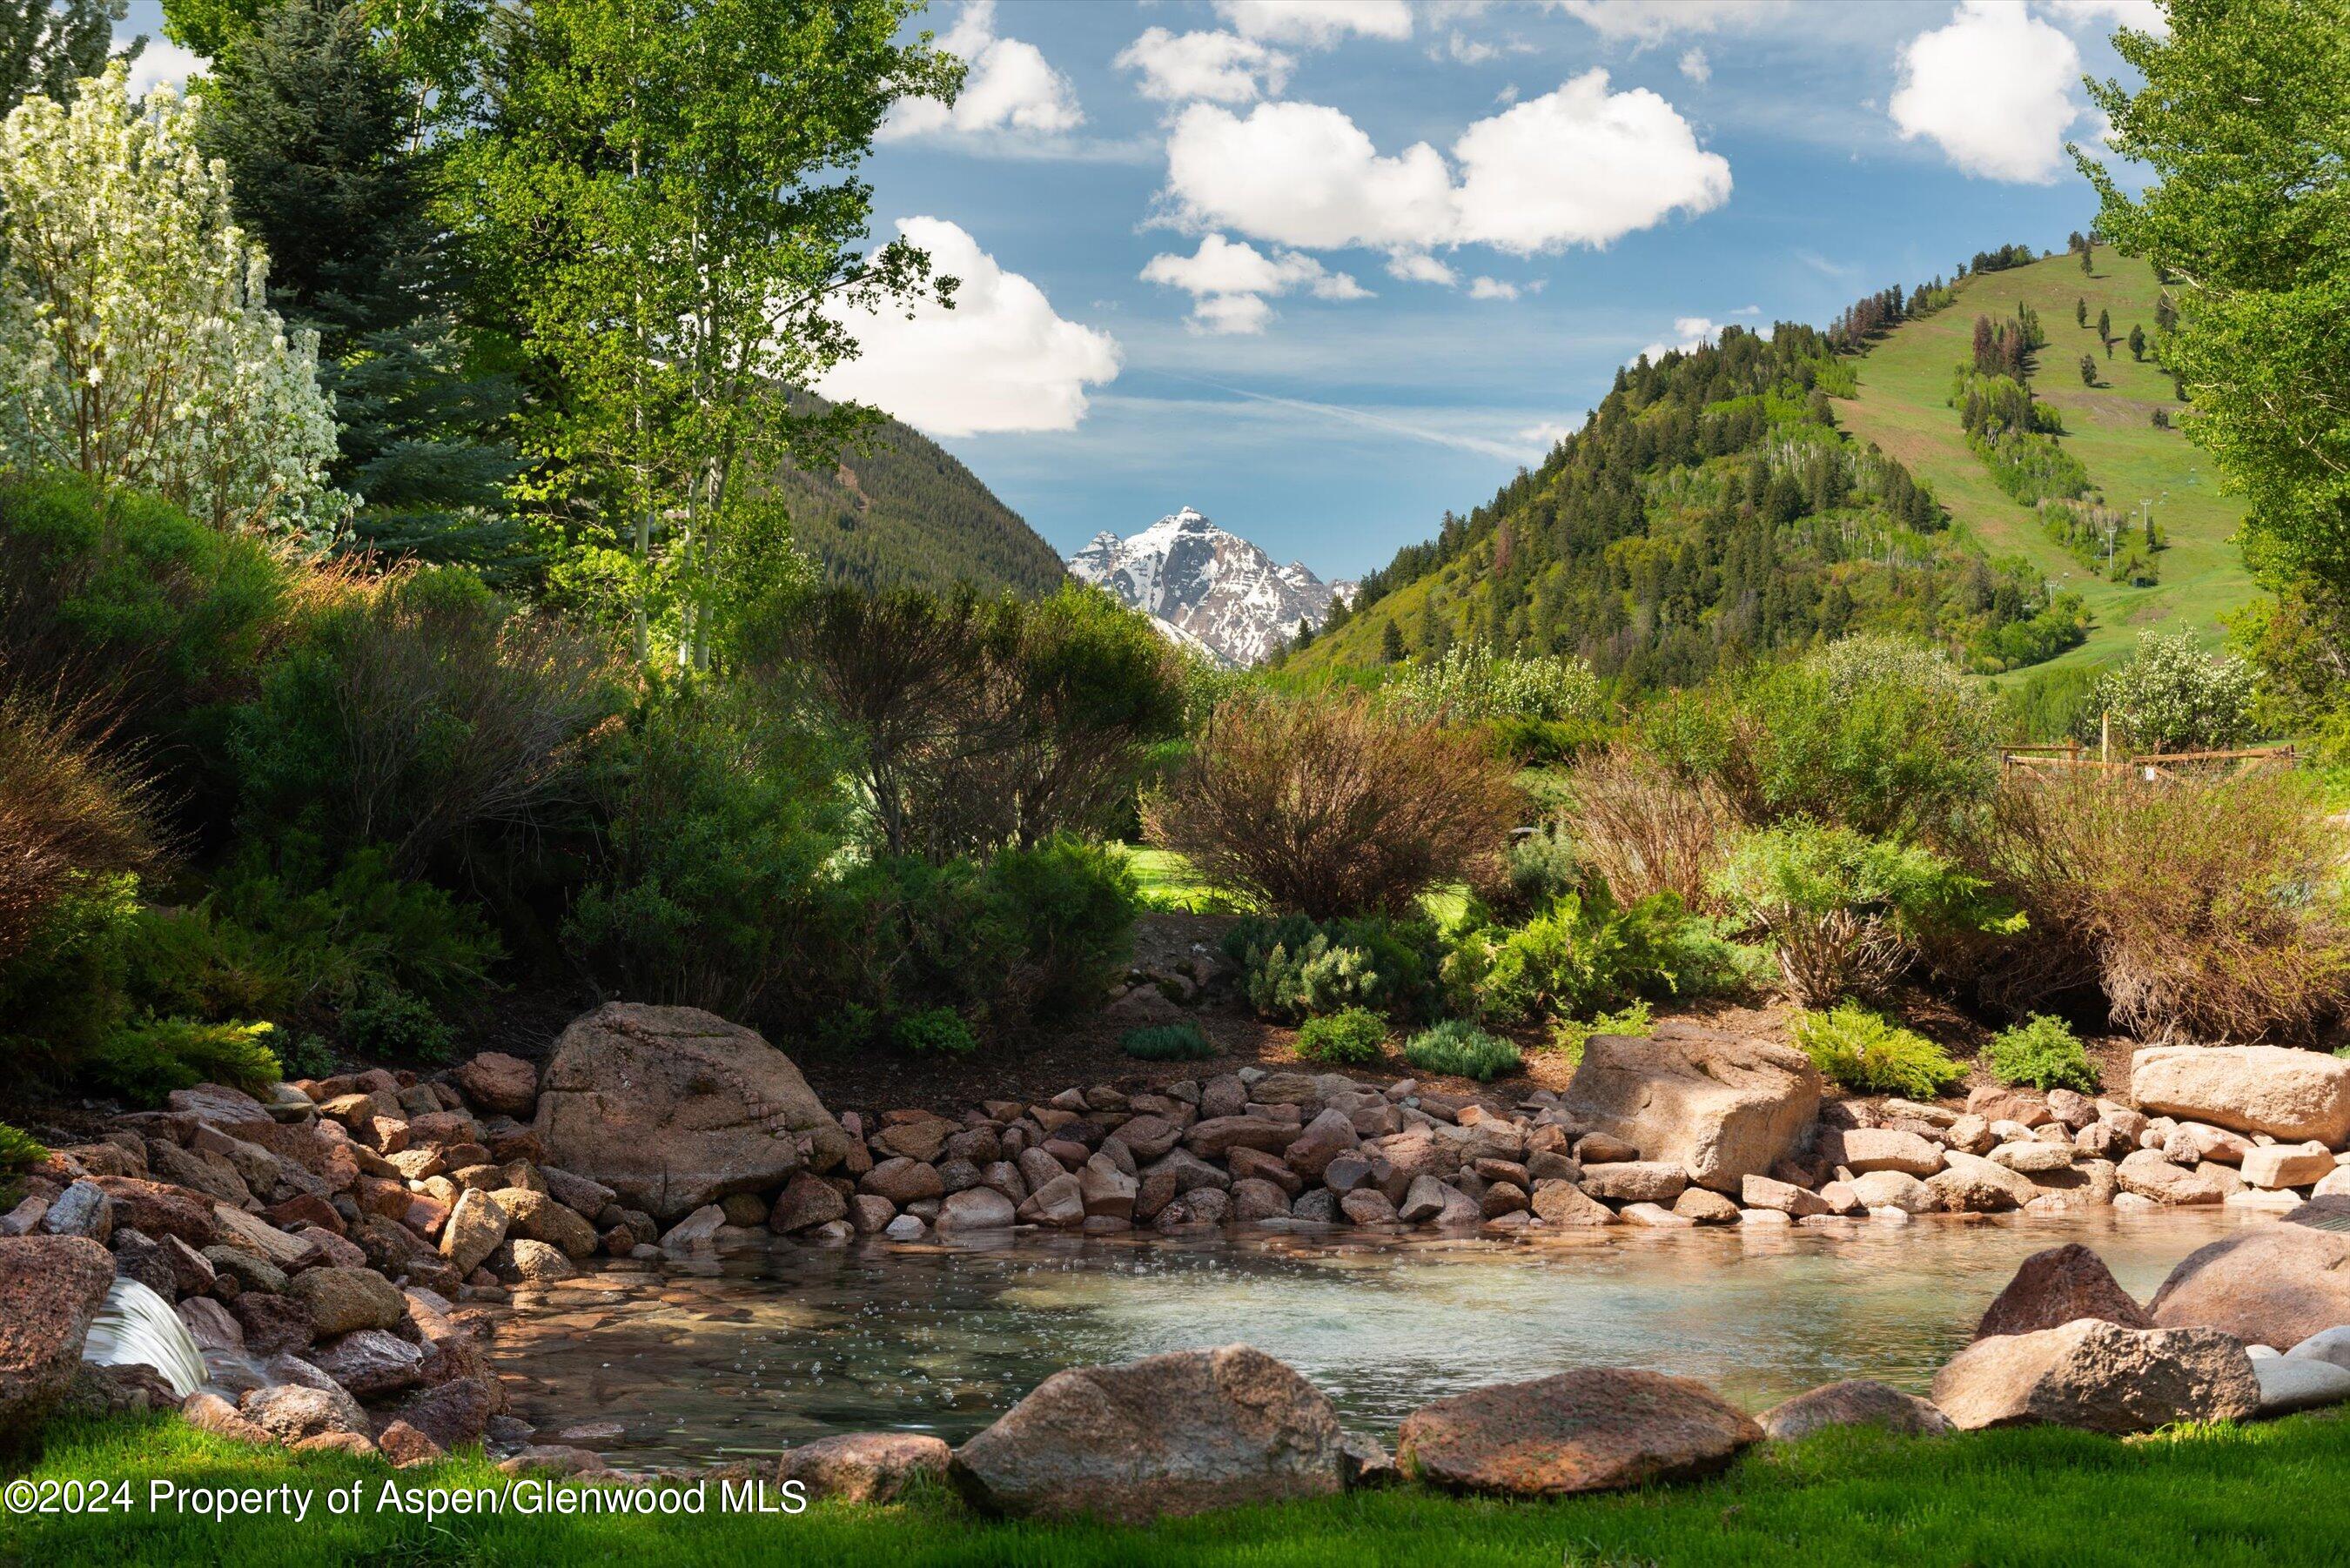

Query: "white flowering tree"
(0, 63), (347, 541)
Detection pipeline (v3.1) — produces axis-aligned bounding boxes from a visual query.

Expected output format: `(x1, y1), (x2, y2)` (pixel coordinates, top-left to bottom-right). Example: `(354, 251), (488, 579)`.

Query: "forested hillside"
(770, 393), (1068, 597)
(1287, 301), (2089, 688)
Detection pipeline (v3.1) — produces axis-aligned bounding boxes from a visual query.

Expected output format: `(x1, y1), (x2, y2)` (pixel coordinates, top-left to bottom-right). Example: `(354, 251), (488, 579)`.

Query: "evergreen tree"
(2, 0), (137, 113)
(2080, 240), (2092, 274)
(2129, 324), (2147, 359)
(2079, 353), (2098, 386)
(2096, 305), (2112, 343)
(1379, 618), (1404, 665)
(2075, 297), (2087, 327)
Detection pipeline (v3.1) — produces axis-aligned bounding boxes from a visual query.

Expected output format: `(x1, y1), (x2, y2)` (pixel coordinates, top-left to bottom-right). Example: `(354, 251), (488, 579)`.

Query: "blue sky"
(122, 0), (2165, 579)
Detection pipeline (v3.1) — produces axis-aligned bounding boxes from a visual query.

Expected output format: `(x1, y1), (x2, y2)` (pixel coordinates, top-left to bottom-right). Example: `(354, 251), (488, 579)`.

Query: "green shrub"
(0, 871), (144, 1075)
(892, 1007), (977, 1057)
(0, 1121), (49, 1171)
(975, 837), (1140, 1021)
(1403, 1019), (1521, 1082)
(1790, 1004), (1964, 1098)
(1297, 1006), (1386, 1065)
(1121, 1022), (1215, 1062)
(1501, 828), (1581, 916)
(1473, 890), (1742, 1023)
(1547, 999), (1653, 1069)
(83, 1018), (283, 1105)
(1223, 913), (1444, 1022)
(338, 982), (454, 1062)
(2077, 629), (2258, 754)
(1984, 1013), (2099, 1094)
(276, 1033), (336, 1080)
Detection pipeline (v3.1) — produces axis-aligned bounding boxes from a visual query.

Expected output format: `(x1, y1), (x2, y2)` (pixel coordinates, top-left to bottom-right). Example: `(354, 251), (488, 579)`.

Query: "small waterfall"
(82, 1277), (209, 1399)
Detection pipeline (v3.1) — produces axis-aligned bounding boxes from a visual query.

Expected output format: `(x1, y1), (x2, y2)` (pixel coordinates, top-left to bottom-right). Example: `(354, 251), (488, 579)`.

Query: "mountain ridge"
(1068, 506), (1354, 667)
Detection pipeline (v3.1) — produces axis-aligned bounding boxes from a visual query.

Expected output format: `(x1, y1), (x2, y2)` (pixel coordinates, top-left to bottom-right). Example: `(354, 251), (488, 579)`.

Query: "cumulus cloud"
(1551, 0), (1785, 43)
(1890, 1), (2082, 183)
(1141, 233), (1369, 334)
(1678, 46), (1710, 83)
(1387, 251), (1460, 286)
(127, 40), (206, 97)
(1468, 277), (1521, 300)
(1158, 72), (1729, 263)
(1213, 0), (1413, 45)
(882, 1), (1082, 142)
(820, 218), (1118, 435)
(2041, 0), (2170, 37)
(1117, 28), (1292, 104)
(1635, 315), (1721, 363)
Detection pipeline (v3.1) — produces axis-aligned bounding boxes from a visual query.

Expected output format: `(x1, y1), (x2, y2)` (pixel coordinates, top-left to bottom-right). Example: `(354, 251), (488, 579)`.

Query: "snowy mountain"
(1067, 506), (1354, 667)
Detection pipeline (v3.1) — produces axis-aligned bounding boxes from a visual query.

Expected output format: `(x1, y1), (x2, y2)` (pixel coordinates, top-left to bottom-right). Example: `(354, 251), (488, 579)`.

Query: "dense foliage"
(1789, 1003), (1965, 1098)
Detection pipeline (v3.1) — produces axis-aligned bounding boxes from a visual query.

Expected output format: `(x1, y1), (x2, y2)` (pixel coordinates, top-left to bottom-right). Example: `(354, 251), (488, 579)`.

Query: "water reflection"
(483, 1210), (2254, 1467)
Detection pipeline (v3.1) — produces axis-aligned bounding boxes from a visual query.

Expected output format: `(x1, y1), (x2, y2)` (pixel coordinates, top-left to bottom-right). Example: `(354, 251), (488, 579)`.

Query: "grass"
(10, 1411), (2350, 1566)
(1124, 844), (1471, 928)
(1838, 251), (2257, 678)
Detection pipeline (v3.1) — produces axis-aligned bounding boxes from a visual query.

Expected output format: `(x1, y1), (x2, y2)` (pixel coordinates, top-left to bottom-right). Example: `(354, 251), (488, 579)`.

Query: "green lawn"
(8, 1411), (2349, 1566)
(1123, 846), (1472, 928)
(1838, 251), (2258, 677)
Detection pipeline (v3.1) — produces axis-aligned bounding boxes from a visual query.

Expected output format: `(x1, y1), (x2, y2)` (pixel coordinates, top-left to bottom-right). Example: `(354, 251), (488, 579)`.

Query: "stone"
(2243, 1145), (2335, 1190)
(776, 1432), (951, 1504)
(1397, 1370), (1760, 1497)
(228, 1293), (315, 1357)
(1578, 1162), (1687, 1204)
(1397, 1176), (1480, 1226)
(89, 1177), (217, 1249)
(534, 1002), (849, 1221)
(1840, 1170), (1926, 1214)
(287, 1268), (404, 1337)
(876, 1117), (955, 1163)
(1757, 1380), (1952, 1442)
(1618, 1202), (1691, 1227)
(860, 1157), (945, 1206)
(177, 1296), (243, 1352)
(657, 1207), (725, 1252)
(1672, 1189), (1740, 1224)
(1078, 1157), (1138, 1221)
(308, 1328), (426, 1398)
(2132, 1045), (2350, 1146)
(1530, 1180), (1616, 1227)
(453, 1053), (539, 1118)
(0, 1236), (116, 1431)
(767, 1171), (848, 1234)
(377, 1420), (446, 1467)
(1559, 1028), (1822, 1193)
(1283, 1111), (1359, 1181)
(1574, 1133), (1642, 1164)
(1230, 1178), (1291, 1222)
(181, 1390), (272, 1445)
(2116, 1149), (2243, 1206)
(1924, 1151), (2036, 1213)
(1965, 1087), (2050, 1127)
(2253, 1356), (2350, 1416)
(489, 1189), (600, 1259)
(1974, 1244), (2155, 1340)
(936, 1187), (1017, 1233)
(1018, 1174), (1085, 1229)
(440, 1189), (509, 1276)
(1738, 1208), (1791, 1227)
(1930, 1320), (2259, 1433)
(394, 1377), (500, 1451)
(39, 1180), (113, 1243)
(2148, 1200), (2350, 1347)
(1818, 1128), (1944, 1178)
(241, 1379), (372, 1444)
(2286, 1326), (2350, 1370)
(1182, 1116), (1295, 1159)
(950, 1345), (1347, 1522)
(1738, 1175), (1829, 1217)
(1987, 1141), (2073, 1174)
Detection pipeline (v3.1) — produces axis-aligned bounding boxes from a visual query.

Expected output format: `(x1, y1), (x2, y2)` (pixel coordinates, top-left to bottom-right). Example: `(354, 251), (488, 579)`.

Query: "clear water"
(482, 1210), (2254, 1467)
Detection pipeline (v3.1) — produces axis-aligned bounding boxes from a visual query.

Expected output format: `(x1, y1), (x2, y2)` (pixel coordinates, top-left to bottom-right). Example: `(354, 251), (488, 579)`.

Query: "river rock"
(776, 1432), (951, 1504)
(1578, 1161), (1687, 1204)
(1819, 1128), (1944, 1178)
(1183, 1116), (1294, 1159)
(1560, 1027), (1821, 1193)
(950, 1344), (1348, 1522)
(2132, 1045), (2350, 1146)
(1530, 1180), (1616, 1226)
(1923, 1151), (2035, 1212)
(1847, 1170), (1931, 1214)
(2148, 1198), (2350, 1347)
(1930, 1320), (2259, 1433)
(2253, 1356), (2350, 1416)
(2286, 1326), (2350, 1370)
(767, 1171), (848, 1234)
(2116, 1149), (2243, 1205)
(241, 1379), (371, 1444)
(0, 1236), (117, 1433)
(1757, 1379), (1952, 1441)
(1988, 1141), (2073, 1174)
(453, 1053), (538, 1118)
(1739, 1175), (1829, 1217)
(534, 1003), (849, 1221)
(440, 1189), (508, 1276)
(286, 1267), (403, 1337)
(1973, 1244), (2154, 1340)
(937, 1187), (1017, 1233)
(308, 1329), (426, 1398)
(1398, 1369), (1761, 1497)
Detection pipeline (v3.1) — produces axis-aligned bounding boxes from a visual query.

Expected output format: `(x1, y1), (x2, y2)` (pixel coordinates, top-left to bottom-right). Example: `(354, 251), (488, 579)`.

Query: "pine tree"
(2079, 353), (2098, 386)
(2096, 306), (2111, 343)
(2075, 297), (2087, 327)
(2128, 324), (2146, 360)
(2079, 240), (2092, 274)
(1, 0), (138, 114)
(1379, 619), (1405, 664)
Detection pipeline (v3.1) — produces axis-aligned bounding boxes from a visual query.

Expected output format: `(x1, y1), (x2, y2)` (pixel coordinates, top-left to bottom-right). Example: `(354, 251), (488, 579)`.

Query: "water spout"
(82, 1277), (208, 1399)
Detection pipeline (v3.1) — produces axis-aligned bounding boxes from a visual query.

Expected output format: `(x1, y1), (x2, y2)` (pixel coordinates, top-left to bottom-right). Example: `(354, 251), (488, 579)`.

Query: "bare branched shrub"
(1973, 768), (2350, 1040)
(1144, 693), (1520, 919)
(0, 690), (158, 962)
(1563, 746), (1736, 912)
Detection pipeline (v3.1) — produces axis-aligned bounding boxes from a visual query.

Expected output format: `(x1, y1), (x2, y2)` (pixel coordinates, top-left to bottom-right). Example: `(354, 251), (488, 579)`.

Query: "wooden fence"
(2000, 740), (2299, 782)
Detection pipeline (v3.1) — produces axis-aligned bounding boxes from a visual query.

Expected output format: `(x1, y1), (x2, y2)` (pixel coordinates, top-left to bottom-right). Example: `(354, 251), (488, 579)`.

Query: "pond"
(484, 1210), (2253, 1468)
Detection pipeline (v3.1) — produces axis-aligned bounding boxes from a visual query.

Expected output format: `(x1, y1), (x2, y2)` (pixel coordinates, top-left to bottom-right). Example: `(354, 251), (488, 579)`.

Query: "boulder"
(393, 1377), (500, 1451)
(1559, 1026), (1822, 1193)
(1739, 1175), (1829, 1217)
(1923, 1150), (2035, 1213)
(776, 1432), (951, 1504)
(936, 1188), (1017, 1233)
(2242, 1146), (2335, 1190)
(950, 1345), (1347, 1522)
(1987, 1141), (2072, 1175)
(2286, 1326), (2350, 1370)
(767, 1172), (849, 1235)
(2147, 1198), (2350, 1348)
(861, 1157), (945, 1206)
(533, 1002), (849, 1221)
(1530, 1181), (1616, 1227)
(1930, 1320), (2259, 1433)
(1578, 1161), (1687, 1204)
(89, 1177), (216, 1248)
(1397, 1370), (1760, 1497)
(0, 1236), (117, 1433)
(228, 1293), (315, 1357)
(2115, 1149), (2243, 1206)
(2253, 1356), (2350, 1417)
(439, 1189), (509, 1277)
(1757, 1380), (1952, 1442)
(452, 1053), (539, 1118)
(487, 1189), (600, 1259)
(1818, 1128), (1943, 1178)
(1974, 1244), (2154, 1341)
(1847, 1170), (1930, 1215)
(308, 1329), (426, 1398)
(241, 1380), (371, 1444)
(2131, 1045), (2350, 1146)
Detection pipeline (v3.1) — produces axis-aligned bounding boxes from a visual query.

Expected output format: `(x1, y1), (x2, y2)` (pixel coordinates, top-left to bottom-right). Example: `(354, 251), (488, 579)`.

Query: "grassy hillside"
(771, 395), (1068, 599)
(1838, 251), (2254, 673)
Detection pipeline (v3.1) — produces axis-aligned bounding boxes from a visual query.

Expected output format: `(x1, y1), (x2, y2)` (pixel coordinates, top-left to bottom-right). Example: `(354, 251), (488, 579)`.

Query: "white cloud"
(2041, 0), (2170, 38)
(1635, 315), (1721, 363)
(820, 218), (1118, 435)
(1890, 1), (2082, 183)
(1468, 277), (1520, 300)
(1116, 28), (1292, 104)
(1213, 0), (1413, 45)
(1387, 251), (1459, 285)
(127, 39), (206, 97)
(1551, 0), (1785, 43)
(1678, 46), (1710, 83)
(1141, 233), (1370, 334)
(882, 1), (1082, 142)
(1158, 73), (1729, 260)
(1519, 418), (1587, 450)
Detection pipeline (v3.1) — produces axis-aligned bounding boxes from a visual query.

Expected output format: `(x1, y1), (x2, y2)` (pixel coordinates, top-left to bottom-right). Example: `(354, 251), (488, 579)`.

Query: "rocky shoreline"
(5, 1000), (2350, 1511)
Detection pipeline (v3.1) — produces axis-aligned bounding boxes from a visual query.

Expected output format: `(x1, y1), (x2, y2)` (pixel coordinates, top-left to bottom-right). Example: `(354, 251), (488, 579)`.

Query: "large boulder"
(1974, 1244), (2155, 1341)
(1758, 1380), (1952, 1442)
(776, 1432), (951, 1504)
(2131, 1046), (2350, 1146)
(0, 1236), (117, 1435)
(1398, 1370), (1760, 1497)
(2147, 1197), (2350, 1348)
(950, 1345), (1347, 1522)
(534, 1003), (850, 1221)
(1558, 1024), (1822, 1193)
(1930, 1320), (2260, 1433)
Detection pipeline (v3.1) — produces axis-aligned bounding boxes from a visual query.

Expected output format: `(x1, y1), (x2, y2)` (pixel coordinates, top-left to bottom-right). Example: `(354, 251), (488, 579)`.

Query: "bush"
(0, 688), (158, 967)
(0, 1121), (49, 1171)
(974, 837), (1140, 1022)
(1984, 1014), (2100, 1093)
(0, 870), (143, 1075)
(892, 1007), (977, 1057)
(1968, 768), (2350, 1039)
(2077, 629), (2258, 754)
(83, 1018), (283, 1105)
(1712, 821), (2024, 1007)
(1297, 1006), (1386, 1065)
(1560, 747), (1736, 912)
(1121, 1022), (1215, 1062)
(1403, 1019), (1521, 1082)
(1384, 646), (1605, 726)
(1223, 913), (1443, 1023)
(1472, 890), (1742, 1023)
(338, 982), (453, 1062)
(1499, 828), (1581, 918)
(1547, 999), (1653, 1069)
(1145, 692), (1519, 919)
(1790, 1004), (1964, 1097)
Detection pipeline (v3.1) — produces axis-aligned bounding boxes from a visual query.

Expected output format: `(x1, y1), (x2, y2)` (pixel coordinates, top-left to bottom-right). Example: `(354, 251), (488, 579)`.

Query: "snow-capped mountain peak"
(1068, 506), (1353, 667)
